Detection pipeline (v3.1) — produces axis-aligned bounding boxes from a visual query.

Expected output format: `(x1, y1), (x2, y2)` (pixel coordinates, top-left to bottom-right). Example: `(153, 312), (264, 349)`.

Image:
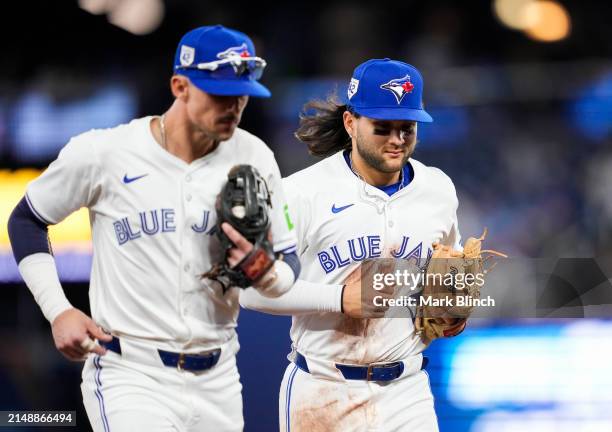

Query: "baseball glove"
(203, 164), (275, 291)
(414, 228), (507, 344)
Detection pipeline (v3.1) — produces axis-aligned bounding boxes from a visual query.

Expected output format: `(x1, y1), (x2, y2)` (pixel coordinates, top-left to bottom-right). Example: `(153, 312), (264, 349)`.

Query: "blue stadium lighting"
(11, 85), (137, 162)
(569, 73), (612, 141)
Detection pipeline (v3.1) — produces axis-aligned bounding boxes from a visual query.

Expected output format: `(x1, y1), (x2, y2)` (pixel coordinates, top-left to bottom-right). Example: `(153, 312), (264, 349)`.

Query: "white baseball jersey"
(26, 116), (296, 352)
(283, 150), (460, 364)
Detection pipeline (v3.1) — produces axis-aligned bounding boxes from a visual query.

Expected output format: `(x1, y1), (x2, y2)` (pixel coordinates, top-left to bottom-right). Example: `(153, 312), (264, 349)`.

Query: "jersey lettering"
(113, 208), (207, 245)
(161, 208), (176, 232)
(316, 234), (433, 274)
(191, 210), (211, 233)
(317, 235), (382, 274)
(114, 217), (142, 245)
(140, 210), (160, 235)
(347, 237), (367, 261)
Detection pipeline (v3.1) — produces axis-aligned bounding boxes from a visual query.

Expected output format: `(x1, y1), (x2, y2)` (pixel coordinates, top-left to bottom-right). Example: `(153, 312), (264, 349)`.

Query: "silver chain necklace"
(348, 150), (405, 191)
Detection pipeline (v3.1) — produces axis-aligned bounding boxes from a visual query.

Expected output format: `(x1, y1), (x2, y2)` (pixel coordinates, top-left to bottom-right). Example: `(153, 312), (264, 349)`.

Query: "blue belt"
(294, 352), (428, 382)
(101, 336), (221, 372)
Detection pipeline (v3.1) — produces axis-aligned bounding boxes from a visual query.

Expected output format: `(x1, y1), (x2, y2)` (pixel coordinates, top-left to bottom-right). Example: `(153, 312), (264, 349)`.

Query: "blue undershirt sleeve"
(7, 196), (52, 264)
(281, 251), (301, 282)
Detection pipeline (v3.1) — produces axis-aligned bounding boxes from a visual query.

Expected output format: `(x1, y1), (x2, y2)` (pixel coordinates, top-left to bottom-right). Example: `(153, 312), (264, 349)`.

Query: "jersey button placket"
(380, 202), (389, 252)
(384, 203), (398, 251)
(184, 172), (194, 202)
(181, 171), (197, 323)
(180, 262), (190, 318)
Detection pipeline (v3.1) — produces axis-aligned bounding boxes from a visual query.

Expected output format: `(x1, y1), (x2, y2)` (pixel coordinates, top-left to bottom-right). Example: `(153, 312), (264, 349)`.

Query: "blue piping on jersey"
(94, 356), (111, 432)
(285, 364), (298, 432)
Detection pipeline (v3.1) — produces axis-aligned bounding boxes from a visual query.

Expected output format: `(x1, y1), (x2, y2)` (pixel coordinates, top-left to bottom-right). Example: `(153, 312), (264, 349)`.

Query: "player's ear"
(343, 109), (355, 140)
(170, 75), (189, 101)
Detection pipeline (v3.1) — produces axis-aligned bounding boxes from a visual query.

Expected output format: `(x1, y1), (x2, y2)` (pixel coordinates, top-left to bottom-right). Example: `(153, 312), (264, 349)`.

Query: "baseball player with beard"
(7, 25), (299, 431)
(240, 58), (464, 431)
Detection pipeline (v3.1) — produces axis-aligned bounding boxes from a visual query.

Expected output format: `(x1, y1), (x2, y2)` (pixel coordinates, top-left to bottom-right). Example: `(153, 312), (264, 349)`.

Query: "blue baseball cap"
(173, 25), (271, 98)
(347, 58), (433, 122)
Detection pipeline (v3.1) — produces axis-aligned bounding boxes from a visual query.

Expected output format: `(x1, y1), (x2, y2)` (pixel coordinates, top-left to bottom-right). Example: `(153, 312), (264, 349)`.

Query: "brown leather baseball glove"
(414, 228), (507, 344)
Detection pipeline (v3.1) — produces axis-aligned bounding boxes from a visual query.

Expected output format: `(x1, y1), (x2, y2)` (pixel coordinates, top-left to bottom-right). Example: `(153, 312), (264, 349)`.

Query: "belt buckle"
(366, 364), (375, 381)
(177, 353), (186, 371)
(366, 361), (399, 381)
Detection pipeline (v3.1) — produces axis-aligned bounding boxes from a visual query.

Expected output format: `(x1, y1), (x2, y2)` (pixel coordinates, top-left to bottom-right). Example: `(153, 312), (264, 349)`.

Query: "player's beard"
(354, 129), (414, 174)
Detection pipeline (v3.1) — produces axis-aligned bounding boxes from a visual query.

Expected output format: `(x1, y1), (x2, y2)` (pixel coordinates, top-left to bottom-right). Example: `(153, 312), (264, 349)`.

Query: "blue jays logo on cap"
(173, 25), (271, 98)
(380, 74), (415, 104)
(346, 58), (433, 123)
(217, 43), (250, 59)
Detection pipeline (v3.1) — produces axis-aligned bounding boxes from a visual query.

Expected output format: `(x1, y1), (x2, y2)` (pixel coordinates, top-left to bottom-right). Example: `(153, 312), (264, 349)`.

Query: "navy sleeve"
(7, 196), (53, 264)
(281, 251), (301, 282)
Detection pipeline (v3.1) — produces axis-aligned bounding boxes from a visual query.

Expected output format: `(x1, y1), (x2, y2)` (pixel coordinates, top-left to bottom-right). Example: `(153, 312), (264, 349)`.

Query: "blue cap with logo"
(173, 25), (271, 98)
(347, 58), (433, 122)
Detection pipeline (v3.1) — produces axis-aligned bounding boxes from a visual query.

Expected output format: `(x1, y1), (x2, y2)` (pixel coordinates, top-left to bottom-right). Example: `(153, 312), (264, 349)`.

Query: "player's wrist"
(254, 265), (278, 290)
(18, 253), (74, 324)
(254, 260), (294, 298)
(50, 305), (77, 326)
(340, 283), (362, 317)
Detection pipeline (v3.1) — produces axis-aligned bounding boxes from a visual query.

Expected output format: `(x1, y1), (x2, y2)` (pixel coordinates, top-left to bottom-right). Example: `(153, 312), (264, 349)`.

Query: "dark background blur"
(0, 0), (611, 431)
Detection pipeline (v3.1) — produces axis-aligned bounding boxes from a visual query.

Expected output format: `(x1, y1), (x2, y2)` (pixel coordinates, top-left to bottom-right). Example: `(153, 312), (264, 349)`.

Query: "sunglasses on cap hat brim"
(175, 55), (267, 80)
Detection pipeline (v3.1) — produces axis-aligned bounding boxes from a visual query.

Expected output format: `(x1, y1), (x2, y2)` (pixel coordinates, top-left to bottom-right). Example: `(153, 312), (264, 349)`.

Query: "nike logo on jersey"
(331, 203), (354, 214)
(123, 173), (148, 184)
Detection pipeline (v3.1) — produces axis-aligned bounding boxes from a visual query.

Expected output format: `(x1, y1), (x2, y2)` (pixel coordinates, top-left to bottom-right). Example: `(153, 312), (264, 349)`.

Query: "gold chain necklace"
(159, 114), (167, 149)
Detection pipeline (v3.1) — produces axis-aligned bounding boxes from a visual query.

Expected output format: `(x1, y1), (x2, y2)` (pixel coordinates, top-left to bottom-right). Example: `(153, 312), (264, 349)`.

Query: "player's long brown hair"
(294, 94), (360, 157)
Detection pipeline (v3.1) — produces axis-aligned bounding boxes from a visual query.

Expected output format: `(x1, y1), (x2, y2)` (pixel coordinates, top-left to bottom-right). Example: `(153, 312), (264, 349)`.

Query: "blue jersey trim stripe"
(285, 364), (298, 432)
(24, 193), (53, 225)
(276, 244), (297, 254)
(93, 356), (111, 432)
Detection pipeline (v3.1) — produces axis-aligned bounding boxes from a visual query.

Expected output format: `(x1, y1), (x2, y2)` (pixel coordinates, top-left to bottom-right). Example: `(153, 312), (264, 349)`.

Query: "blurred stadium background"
(0, 0), (611, 430)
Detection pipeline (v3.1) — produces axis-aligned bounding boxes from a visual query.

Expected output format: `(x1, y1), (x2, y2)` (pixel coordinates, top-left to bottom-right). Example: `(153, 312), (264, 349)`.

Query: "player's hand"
(342, 260), (396, 319)
(221, 222), (276, 291)
(434, 317), (463, 325)
(434, 317), (467, 337)
(221, 222), (253, 266)
(51, 308), (112, 361)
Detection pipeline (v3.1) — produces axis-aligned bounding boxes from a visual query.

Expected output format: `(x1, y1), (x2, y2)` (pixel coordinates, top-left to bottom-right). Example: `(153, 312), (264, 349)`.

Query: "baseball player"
(7, 25), (299, 432)
(240, 58), (464, 431)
